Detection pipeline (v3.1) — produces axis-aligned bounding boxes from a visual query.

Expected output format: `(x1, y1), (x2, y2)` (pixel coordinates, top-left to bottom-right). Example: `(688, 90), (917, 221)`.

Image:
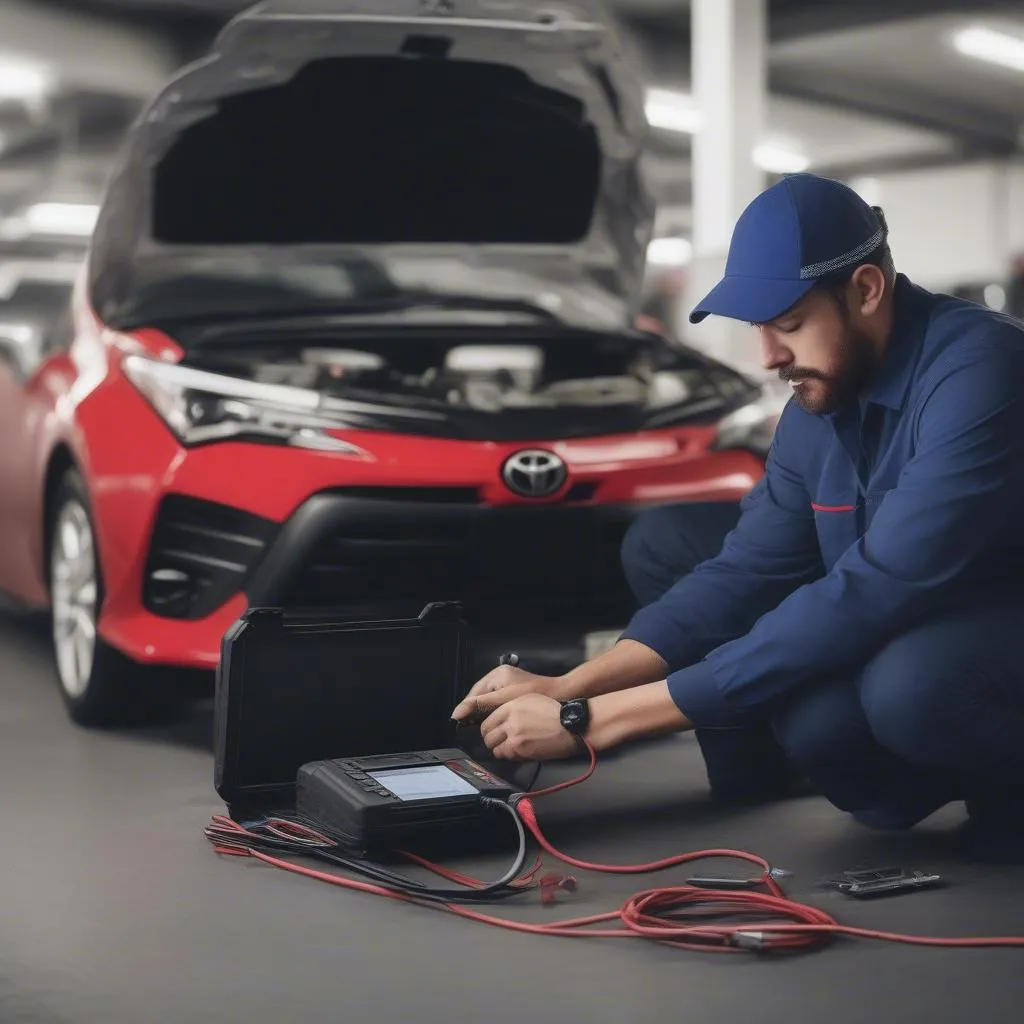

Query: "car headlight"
(711, 391), (781, 458)
(122, 354), (368, 451)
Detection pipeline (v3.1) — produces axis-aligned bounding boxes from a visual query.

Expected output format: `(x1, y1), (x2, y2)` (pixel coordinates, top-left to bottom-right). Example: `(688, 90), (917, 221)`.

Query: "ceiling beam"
(769, 0), (1024, 41)
(624, 0), (1024, 50)
(812, 148), (1017, 183)
(770, 68), (1021, 155)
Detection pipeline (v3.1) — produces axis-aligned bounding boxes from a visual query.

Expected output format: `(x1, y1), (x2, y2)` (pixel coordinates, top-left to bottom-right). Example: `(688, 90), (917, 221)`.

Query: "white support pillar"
(683, 0), (767, 375)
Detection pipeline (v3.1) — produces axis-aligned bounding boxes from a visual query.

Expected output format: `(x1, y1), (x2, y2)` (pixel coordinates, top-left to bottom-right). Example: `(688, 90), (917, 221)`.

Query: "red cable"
(514, 742), (1024, 952)
(399, 849), (544, 890)
(214, 835), (1024, 952)
(207, 745), (1024, 953)
(524, 742), (598, 799)
(518, 797), (781, 882)
(227, 845), (633, 937)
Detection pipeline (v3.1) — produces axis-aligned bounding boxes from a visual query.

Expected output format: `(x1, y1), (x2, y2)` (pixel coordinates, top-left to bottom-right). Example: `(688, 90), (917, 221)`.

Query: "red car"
(0, 0), (771, 726)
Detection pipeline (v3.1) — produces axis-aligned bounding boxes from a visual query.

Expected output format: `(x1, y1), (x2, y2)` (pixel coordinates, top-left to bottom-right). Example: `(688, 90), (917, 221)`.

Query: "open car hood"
(88, 0), (655, 334)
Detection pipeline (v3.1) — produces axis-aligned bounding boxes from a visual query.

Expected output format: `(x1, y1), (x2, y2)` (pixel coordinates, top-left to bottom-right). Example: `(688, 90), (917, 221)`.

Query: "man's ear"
(851, 264), (886, 317)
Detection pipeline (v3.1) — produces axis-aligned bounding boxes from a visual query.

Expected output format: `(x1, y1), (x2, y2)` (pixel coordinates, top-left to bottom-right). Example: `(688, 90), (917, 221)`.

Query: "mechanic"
(452, 172), (1024, 863)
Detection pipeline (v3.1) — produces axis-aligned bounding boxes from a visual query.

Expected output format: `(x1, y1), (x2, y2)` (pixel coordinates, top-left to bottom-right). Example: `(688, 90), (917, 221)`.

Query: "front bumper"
(86, 379), (763, 669)
(126, 489), (666, 676)
(134, 487), (644, 634)
(246, 489), (640, 624)
(101, 485), (751, 673)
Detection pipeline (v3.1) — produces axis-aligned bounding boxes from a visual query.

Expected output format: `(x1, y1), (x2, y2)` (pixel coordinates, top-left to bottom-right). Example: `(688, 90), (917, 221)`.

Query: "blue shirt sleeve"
(681, 338), (1024, 723)
(620, 399), (824, 678)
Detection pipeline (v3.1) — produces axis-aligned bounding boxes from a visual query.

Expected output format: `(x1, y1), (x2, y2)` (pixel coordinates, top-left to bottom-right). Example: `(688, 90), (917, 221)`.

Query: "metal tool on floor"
(825, 866), (945, 899)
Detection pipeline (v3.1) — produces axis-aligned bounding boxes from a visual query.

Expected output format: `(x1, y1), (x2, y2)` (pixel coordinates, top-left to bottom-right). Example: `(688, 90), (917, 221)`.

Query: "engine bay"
(250, 343), (693, 412)
(181, 325), (755, 421)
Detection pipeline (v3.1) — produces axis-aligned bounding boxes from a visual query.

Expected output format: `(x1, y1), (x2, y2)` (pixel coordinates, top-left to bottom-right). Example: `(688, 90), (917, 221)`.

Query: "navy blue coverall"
(620, 276), (1024, 827)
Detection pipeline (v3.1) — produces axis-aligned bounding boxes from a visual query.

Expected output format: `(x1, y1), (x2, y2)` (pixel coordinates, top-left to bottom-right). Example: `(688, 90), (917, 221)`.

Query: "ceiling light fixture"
(0, 322), (35, 345)
(952, 25), (1024, 72)
(645, 89), (811, 174)
(752, 144), (811, 175)
(0, 58), (53, 100)
(645, 88), (705, 134)
(22, 203), (100, 237)
(984, 284), (1007, 311)
(647, 237), (694, 267)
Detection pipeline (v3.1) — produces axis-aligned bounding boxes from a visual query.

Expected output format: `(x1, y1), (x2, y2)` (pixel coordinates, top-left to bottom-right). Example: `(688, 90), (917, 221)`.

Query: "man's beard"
(781, 327), (878, 415)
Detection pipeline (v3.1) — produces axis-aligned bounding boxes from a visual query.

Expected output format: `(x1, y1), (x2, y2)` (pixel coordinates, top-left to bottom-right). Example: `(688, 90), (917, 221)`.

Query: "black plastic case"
(214, 602), (470, 813)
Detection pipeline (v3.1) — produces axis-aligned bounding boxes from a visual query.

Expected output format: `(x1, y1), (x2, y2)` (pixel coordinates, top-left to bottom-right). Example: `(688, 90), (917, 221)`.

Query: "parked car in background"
(0, 257), (79, 380)
(0, 0), (774, 726)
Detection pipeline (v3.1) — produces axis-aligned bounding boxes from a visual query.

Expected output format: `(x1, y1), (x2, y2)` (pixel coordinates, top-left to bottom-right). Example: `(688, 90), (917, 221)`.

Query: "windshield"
(100, 250), (620, 331)
(105, 254), (400, 327)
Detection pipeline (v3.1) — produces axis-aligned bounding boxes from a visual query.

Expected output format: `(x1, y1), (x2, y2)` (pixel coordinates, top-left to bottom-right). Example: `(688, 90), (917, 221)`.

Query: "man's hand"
(451, 664), (567, 724)
(479, 693), (579, 762)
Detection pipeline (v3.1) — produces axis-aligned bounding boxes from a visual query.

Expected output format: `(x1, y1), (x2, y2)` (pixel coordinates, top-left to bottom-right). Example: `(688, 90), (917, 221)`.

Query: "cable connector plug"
(511, 793), (536, 818)
(730, 931), (767, 952)
(539, 873), (578, 906)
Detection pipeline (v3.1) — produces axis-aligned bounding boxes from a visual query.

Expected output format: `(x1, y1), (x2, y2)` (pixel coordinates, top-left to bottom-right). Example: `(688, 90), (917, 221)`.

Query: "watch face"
(560, 700), (589, 734)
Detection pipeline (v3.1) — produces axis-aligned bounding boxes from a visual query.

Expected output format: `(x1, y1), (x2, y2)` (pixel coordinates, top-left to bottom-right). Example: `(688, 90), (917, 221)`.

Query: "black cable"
(205, 800), (529, 904)
(207, 824), (495, 904)
(289, 802), (527, 901)
(473, 798), (528, 890)
(287, 802), (529, 896)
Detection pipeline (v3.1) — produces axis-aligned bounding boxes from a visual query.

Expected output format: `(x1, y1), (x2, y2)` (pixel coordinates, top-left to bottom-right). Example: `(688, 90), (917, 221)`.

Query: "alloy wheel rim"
(51, 501), (99, 699)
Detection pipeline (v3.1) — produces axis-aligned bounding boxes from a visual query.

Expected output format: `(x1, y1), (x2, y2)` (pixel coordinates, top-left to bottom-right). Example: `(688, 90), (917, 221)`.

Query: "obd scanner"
(296, 750), (518, 852)
(213, 602), (518, 854)
(215, 602), (470, 813)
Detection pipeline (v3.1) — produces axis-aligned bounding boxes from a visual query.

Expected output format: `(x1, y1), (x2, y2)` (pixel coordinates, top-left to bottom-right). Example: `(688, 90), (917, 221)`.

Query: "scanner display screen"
(369, 765), (477, 802)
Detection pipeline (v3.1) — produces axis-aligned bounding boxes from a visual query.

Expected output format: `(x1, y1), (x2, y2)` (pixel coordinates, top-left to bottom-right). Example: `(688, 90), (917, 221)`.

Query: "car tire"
(48, 469), (172, 727)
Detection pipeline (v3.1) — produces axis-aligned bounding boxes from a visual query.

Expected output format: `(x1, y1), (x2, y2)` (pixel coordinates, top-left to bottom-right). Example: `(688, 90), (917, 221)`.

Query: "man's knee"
(621, 503), (739, 607)
(621, 507), (677, 565)
(859, 602), (1024, 782)
(621, 506), (685, 607)
(858, 634), (958, 767)
(771, 678), (864, 776)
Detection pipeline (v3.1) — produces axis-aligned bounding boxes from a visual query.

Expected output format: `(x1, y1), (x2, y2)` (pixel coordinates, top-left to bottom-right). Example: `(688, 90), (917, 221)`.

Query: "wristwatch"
(559, 698), (591, 736)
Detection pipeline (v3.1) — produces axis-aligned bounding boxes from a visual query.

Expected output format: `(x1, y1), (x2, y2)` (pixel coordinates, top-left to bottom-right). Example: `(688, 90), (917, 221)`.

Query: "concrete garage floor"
(3, 611), (1024, 1024)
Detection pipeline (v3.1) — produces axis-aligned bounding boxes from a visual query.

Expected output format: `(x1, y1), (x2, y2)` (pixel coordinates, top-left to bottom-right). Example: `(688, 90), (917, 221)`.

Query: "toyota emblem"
(501, 450), (568, 499)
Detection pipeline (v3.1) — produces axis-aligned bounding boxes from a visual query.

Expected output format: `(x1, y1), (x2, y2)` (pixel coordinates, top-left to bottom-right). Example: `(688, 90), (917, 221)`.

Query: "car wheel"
(49, 470), (170, 727)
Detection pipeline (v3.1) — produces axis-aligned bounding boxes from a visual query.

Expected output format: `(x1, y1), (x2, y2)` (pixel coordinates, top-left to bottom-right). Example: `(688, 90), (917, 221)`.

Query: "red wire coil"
(206, 742), (1024, 954)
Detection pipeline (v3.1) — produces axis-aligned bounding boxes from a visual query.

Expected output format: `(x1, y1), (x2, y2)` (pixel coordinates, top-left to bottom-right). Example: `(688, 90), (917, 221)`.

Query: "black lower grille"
(143, 496), (279, 620)
(330, 486), (481, 504)
(283, 505), (635, 626)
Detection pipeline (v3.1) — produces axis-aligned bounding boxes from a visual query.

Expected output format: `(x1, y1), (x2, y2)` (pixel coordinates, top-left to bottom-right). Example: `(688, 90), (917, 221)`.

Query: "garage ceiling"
(2, 0), (1024, 221)
(28, 0), (1024, 157)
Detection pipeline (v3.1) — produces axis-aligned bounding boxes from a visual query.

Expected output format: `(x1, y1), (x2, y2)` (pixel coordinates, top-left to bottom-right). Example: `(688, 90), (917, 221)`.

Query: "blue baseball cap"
(689, 173), (887, 325)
